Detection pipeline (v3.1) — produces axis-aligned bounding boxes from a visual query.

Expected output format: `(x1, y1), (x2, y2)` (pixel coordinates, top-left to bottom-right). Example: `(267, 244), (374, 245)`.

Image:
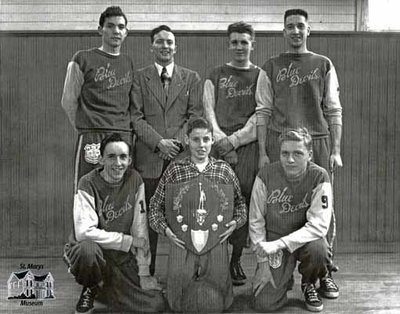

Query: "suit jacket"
(131, 64), (203, 179)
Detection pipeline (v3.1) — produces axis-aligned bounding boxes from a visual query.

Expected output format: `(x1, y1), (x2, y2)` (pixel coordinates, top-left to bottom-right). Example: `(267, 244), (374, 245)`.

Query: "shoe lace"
(322, 277), (338, 290)
(79, 288), (95, 307)
(305, 285), (320, 302)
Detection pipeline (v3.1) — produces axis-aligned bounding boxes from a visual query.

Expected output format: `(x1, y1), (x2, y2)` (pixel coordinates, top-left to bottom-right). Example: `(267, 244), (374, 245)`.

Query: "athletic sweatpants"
(252, 238), (330, 312)
(64, 240), (165, 313)
(166, 241), (233, 313)
(74, 131), (133, 193)
(212, 141), (258, 251)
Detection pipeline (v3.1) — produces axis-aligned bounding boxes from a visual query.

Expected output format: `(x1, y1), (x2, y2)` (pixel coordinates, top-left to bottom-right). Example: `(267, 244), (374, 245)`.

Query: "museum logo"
(7, 267), (55, 306)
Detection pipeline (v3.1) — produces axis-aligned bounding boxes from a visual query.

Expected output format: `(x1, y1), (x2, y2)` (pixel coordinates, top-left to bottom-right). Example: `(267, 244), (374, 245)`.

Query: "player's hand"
(258, 153), (270, 170)
(157, 139), (180, 159)
(219, 220), (237, 243)
(252, 261), (276, 297)
(253, 240), (284, 257)
(139, 275), (162, 291)
(165, 227), (186, 249)
(213, 129), (227, 143)
(131, 236), (149, 251)
(215, 137), (234, 156)
(158, 151), (171, 161)
(329, 152), (343, 172)
(223, 150), (238, 166)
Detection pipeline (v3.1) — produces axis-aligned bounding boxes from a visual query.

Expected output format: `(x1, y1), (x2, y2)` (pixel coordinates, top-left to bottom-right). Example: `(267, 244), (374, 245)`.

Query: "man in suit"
(131, 25), (203, 276)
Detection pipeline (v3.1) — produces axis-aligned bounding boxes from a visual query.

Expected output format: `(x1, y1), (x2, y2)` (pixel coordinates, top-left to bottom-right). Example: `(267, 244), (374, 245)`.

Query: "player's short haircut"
(186, 117), (213, 136)
(100, 133), (131, 156)
(227, 21), (255, 40)
(279, 128), (312, 151)
(99, 6), (128, 27)
(151, 25), (173, 43)
(284, 9), (309, 23)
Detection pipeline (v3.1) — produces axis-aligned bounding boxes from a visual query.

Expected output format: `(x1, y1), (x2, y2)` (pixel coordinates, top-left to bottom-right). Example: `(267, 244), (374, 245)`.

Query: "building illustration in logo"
(7, 270), (55, 300)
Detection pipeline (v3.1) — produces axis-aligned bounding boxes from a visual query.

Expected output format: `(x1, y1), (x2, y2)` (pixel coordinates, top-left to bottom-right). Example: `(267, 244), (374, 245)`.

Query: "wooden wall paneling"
(357, 37), (371, 241)
(0, 0), (357, 31)
(349, 37), (364, 242)
(1, 31), (400, 255)
(375, 37), (389, 242)
(392, 41), (400, 243)
(365, 37), (379, 241)
(384, 38), (397, 242)
(339, 36), (357, 243)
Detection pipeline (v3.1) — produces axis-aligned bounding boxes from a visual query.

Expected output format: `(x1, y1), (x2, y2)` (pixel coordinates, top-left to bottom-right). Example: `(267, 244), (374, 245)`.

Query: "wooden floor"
(1, 249), (400, 314)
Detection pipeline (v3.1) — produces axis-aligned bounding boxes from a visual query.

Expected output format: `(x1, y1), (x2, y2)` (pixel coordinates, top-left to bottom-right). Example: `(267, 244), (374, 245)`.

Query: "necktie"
(161, 67), (170, 95)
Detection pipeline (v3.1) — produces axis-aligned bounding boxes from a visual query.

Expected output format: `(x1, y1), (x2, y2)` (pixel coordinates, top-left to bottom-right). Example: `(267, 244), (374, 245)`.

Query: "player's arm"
(250, 174), (277, 295)
(203, 79), (227, 142)
(130, 182), (151, 275)
(280, 178), (333, 253)
(131, 182), (163, 290)
(249, 175), (269, 262)
(323, 63), (343, 170)
(227, 112), (257, 149)
(61, 61), (83, 129)
(74, 186), (134, 252)
(255, 69), (273, 168)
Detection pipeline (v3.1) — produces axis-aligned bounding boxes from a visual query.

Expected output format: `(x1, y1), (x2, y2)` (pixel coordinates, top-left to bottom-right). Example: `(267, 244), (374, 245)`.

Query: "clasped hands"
(157, 139), (183, 160)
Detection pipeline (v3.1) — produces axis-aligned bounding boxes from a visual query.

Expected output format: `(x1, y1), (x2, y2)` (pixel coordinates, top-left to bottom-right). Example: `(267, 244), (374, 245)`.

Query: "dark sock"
(231, 246), (243, 263)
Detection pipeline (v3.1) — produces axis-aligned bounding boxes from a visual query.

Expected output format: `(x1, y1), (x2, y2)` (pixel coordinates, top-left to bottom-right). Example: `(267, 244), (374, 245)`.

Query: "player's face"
(228, 32), (254, 66)
(98, 16), (128, 50)
(151, 30), (177, 66)
(280, 140), (312, 179)
(99, 141), (132, 183)
(283, 15), (310, 51)
(185, 128), (214, 164)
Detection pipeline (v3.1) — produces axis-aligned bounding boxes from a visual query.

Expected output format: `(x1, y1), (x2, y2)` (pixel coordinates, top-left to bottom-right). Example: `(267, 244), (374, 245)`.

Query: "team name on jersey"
(94, 63), (132, 90)
(266, 187), (310, 214)
(99, 195), (132, 224)
(276, 63), (320, 88)
(218, 75), (254, 99)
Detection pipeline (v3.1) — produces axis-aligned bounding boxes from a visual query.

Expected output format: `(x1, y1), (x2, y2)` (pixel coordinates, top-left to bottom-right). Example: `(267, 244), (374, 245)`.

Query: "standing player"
(203, 21), (269, 285)
(61, 6), (134, 191)
(250, 128), (334, 312)
(149, 117), (247, 313)
(131, 25), (203, 276)
(256, 8), (342, 296)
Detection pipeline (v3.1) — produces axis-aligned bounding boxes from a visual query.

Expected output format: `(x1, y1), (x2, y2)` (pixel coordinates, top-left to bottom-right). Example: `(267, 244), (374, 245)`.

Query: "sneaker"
(75, 286), (97, 314)
(302, 283), (323, 312)
(230, 261), (246, 286)
(319, 275), (339, 299)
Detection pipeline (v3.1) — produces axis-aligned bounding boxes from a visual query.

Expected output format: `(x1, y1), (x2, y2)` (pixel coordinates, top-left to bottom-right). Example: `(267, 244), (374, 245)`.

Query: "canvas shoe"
(75, 286), (97, 314)
(319, 275), (339, 299)
(302, 283), (323, 312)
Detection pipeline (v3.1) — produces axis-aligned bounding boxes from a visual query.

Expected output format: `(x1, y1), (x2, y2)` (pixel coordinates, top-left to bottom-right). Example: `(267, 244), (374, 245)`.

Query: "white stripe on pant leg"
(74, 134), (84, 194)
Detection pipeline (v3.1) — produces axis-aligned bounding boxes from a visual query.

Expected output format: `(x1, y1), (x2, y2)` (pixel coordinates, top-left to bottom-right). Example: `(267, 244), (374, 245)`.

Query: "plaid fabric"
(149, 156), (247, 234)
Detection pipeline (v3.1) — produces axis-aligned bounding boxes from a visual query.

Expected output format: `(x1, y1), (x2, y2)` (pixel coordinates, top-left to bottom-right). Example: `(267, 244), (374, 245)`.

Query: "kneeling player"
(249, 128), (334, 312)
(149, 117), (247, 313)
(64, 133), (165, 314)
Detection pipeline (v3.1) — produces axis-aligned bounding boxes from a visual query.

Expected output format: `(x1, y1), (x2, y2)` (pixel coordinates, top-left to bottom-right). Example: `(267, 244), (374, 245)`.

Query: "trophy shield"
(166, 176), (234, 255)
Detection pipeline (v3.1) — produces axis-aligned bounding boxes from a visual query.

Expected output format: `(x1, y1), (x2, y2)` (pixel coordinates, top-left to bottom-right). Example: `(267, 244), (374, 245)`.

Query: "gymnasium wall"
(0, 0), (358, 31)
(1, 30), (399, 257)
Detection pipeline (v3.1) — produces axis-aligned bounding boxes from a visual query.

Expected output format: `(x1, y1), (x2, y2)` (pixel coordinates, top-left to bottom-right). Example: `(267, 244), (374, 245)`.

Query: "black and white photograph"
(0, 0), (399, 313)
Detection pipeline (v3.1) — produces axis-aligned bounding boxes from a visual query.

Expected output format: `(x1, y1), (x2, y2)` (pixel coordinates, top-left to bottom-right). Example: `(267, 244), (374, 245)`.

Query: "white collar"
(155, 62), (174, 77)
